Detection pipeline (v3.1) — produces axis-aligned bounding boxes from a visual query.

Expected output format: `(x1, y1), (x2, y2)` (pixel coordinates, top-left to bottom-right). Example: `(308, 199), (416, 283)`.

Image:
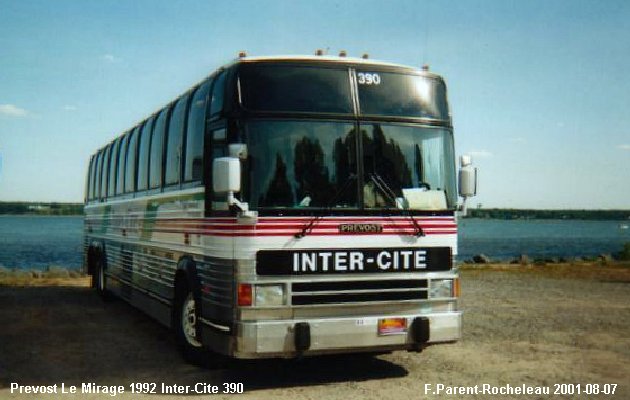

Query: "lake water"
(1, 216), (629, 270)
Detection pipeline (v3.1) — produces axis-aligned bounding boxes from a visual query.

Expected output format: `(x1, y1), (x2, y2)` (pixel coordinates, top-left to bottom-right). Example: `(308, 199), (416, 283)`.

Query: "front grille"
(291, 279), (428, 306)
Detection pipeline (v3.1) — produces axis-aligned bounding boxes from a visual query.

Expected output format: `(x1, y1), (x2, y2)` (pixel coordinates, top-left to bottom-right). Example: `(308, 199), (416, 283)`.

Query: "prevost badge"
(338, 223), (383, 234)
(256, 247), (451, 275)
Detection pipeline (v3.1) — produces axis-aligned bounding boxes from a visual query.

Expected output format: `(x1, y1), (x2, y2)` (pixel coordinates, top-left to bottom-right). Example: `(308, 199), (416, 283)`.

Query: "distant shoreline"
(0, 201), (82, 216)
(466, 208), (630, 220)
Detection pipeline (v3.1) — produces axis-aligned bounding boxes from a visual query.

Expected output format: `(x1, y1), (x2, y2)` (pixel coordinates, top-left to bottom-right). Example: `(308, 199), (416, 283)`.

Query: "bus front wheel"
(174, 281), (208, 365)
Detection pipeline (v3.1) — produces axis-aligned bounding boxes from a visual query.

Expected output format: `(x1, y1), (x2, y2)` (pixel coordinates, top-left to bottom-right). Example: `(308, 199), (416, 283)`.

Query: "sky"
(0, 0), (629, 208)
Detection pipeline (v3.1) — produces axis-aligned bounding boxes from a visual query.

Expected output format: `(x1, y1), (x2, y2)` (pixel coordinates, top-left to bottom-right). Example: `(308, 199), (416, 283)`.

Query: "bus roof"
(233, 54), (434, 74)
(91, 54), (442, 154)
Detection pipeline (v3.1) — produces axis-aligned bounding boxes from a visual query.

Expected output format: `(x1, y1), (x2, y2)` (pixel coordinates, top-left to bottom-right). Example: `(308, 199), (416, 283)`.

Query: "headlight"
(255, 284), (285, 306)
(429, 279), (453, 298)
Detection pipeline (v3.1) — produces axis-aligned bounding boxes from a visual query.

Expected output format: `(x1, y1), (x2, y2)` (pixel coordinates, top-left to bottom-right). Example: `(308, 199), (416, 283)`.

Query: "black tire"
(174, 280), (209, 366)
(94, 254), (112, 301)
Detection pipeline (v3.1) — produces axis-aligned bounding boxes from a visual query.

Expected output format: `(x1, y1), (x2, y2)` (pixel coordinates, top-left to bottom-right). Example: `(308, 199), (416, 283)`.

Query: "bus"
(84, 53), (477, 363)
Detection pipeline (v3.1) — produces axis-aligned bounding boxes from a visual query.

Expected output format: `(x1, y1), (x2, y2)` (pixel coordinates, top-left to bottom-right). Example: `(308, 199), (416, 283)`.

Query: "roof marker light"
(362, 53), (369, 59)
(238, 51), (247, 58)
(422, 64), (430, 71)
(315, 49), (324, 56)
(339, 50), (347, 57)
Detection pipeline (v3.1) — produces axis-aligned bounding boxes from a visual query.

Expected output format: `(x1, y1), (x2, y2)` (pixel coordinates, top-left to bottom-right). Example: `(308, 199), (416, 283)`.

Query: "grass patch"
(0, 267), (89, 287)
(459, 260), (630, 282)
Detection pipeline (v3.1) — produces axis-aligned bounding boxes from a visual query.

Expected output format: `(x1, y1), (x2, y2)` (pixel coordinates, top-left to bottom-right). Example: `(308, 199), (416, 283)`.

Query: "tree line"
(467, 208), (630, 220)
(0, 202), (83, 215)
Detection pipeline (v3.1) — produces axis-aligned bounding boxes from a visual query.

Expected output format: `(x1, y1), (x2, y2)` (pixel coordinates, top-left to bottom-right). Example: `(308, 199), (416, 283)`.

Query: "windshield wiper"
(294, 174), (357, 239)
(368, 173), (398, 208)
(369, 173), (424, 237)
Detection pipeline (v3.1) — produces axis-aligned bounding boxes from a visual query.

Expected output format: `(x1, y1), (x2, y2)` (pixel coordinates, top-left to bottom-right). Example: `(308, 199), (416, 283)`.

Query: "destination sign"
(256, 247), (451, 275)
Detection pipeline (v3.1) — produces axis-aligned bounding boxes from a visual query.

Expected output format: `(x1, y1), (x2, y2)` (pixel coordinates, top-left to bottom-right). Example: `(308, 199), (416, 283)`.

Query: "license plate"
(378, 318), (408, 335)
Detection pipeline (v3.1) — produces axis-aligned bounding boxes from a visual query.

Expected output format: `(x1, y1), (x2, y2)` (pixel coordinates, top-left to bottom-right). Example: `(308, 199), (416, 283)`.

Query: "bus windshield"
(362, 123), (456, 209)
(242, 120), (456, 210)
(243, 120), (358, 210)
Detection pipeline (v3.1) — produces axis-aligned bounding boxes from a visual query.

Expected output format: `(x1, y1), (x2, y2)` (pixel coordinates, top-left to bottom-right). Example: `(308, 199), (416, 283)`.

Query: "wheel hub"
(182, 293), (202, 347)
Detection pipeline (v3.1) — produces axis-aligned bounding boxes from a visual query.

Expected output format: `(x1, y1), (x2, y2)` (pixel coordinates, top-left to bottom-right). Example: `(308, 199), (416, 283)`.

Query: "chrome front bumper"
(233, 311), (462, 359)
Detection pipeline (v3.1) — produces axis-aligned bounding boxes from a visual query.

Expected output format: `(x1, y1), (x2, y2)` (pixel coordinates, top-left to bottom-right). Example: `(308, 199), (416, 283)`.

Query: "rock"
(31, 270), (44, 279)
(472, 254), (491, 264)
(46, 266), (70, 278)
(598, 254), (613, 263)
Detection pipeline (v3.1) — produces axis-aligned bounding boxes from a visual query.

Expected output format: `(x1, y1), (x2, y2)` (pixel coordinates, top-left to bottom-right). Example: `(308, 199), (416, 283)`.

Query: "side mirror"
(228, 143), (248, 160)
(213, 157), (241, 194)
(458, 155), (477, 198)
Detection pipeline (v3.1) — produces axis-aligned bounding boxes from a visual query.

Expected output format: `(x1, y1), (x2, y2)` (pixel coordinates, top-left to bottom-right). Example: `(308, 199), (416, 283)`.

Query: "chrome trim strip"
(200, 317), (231, 332)
(106, 272), (172, 306)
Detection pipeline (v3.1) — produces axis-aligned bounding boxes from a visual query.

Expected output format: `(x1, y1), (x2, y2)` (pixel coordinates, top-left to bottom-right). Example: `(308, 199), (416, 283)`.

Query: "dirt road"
(1, 264), (629, 399)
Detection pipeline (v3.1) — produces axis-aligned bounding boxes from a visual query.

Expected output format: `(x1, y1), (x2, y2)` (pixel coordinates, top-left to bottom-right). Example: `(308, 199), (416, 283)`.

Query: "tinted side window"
(125, 128), (140, 193)
(88, 156), (96, 200)
(137, 118), (154, 191)
(210, 72), (226, 116)
(100, 146), (111, 199)
(107, 140), (119, 197)
(150, 108), (170, 189)
(184, 81), (211, 182)
(116, 134), (129, 195)
(165, 95), (190, 185)
(239, 65), (353, 114)
(94, 151), (103, 200)
(356, 72), (449, 120)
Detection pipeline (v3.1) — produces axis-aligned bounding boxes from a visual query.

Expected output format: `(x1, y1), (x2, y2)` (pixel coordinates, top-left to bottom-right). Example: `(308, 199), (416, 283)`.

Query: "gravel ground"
(1, 264), (628, 399)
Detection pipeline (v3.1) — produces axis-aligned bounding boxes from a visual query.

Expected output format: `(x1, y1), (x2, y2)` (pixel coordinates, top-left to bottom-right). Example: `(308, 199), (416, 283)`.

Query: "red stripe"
(205, 231), (457, 237)
(154, 223), (457, 230)
(87, 216), (455, 223)
(88, 216), (458, 238)
(148, 228), (457, 237)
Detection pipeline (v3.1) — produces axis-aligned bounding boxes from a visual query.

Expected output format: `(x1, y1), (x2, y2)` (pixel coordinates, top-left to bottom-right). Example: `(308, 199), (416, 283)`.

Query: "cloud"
(63, 105), (77, 111)
(0, 104), (28, 117)
(101, 54), (122, 63)
(467, 150), (493, 158)
(617, 144), (630, 151)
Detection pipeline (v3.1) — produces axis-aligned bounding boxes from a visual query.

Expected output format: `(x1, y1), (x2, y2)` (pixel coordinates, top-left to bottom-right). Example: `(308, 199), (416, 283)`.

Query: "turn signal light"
(453, 278), (461, 298)
(237, 283), (252, 306)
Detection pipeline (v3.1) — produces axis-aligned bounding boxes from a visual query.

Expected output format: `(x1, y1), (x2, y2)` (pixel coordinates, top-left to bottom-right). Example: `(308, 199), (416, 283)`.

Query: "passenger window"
(116, 134), (129, 195)
(108, 140), (119, 197)
(185, 81), (211, 182)
(100, 146), (111, 199)
(150, 108), (170, 189)
(165, 94), (191, 186)
(137, 118), (155, 191)
(210, 72), (226, 116)
(125, 128), (140, 193)
(94, 152), (103, 200)
(88, 156), (95, 200)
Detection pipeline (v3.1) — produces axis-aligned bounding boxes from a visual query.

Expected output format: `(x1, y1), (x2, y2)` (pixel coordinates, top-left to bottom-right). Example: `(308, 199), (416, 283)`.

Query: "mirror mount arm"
(227, 192), (257, 219)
